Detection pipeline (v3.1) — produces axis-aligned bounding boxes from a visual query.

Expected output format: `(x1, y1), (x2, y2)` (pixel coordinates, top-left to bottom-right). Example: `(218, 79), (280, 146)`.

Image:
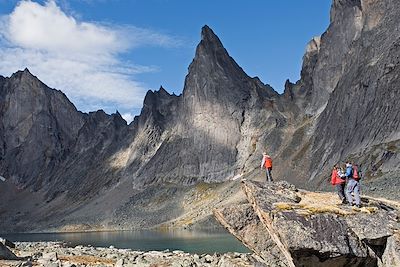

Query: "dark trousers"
(266, 168), (273, 182)
(335, 183), (346, 201)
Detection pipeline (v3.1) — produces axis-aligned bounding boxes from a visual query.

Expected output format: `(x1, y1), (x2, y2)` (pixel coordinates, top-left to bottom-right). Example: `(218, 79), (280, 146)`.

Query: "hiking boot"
(341, 198), (348, 204)
(356, 204), (361, 208)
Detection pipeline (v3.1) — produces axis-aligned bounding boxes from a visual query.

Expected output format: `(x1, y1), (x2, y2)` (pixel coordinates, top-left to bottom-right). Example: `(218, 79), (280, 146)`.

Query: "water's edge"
(2, 229), (250, 254)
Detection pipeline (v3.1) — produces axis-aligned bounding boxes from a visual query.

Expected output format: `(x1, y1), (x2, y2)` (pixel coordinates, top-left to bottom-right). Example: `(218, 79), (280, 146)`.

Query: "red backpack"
(353, 165), (360, 180)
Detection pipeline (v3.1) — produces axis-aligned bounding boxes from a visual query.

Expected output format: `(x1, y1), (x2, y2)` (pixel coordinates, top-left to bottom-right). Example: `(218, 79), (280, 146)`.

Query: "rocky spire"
(188, 25), (246, 80)
(198, 25), (226, 54)
(182, 25), (264, 105)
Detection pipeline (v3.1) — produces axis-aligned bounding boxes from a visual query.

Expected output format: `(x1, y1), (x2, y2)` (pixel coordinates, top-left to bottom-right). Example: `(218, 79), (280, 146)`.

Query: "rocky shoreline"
(1, 241), (264, 267)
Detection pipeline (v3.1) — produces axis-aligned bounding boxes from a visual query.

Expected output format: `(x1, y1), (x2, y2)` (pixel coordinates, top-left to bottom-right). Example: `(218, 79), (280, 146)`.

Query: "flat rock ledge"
(214, 180), (400, 267)
(0, 241), (265, 267)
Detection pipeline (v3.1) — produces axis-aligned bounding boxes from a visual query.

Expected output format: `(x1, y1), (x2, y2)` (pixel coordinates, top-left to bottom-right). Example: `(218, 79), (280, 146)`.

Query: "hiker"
(261, 152), (273, 182)
(330, 164), (347, 204)
(345, 162), (361, 208)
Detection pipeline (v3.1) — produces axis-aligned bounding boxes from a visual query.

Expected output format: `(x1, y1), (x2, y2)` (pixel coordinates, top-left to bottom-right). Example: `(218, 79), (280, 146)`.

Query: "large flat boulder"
(214, 204), (288, 266)
(215, 180), (400, 267)
(244, 181), (378, 266)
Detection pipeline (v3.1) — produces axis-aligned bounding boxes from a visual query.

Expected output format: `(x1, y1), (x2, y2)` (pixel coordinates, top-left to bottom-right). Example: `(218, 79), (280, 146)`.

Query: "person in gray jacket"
(345, 162), (361, 208)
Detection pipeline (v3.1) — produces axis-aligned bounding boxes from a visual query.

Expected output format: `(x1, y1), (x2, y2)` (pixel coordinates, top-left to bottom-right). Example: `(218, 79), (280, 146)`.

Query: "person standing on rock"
(331, 165), (347, 204)
(261, 152), (273, 182)
(345, 162), (361, 208)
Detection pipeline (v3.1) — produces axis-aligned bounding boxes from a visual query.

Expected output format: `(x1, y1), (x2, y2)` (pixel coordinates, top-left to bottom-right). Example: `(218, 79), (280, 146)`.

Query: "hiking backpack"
(353, 165), (361, 180)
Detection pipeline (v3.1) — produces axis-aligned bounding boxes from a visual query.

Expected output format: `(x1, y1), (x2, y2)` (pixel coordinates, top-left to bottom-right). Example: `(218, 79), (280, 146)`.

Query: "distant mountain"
(0, 0), (399, 232)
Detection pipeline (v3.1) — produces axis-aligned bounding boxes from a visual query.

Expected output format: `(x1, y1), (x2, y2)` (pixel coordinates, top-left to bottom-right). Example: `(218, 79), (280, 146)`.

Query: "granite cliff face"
(0, 69), (129, 201)
(0, 0), (399, 232)
(310, 0), (400, 184)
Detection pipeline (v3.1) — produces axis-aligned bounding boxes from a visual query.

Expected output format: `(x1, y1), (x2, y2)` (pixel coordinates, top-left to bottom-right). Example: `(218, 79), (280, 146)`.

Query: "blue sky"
(0, 0), (331, 122)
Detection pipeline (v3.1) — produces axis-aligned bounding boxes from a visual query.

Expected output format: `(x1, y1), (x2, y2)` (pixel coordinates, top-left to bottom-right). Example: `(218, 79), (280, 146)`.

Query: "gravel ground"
(1, 242), (266, 267)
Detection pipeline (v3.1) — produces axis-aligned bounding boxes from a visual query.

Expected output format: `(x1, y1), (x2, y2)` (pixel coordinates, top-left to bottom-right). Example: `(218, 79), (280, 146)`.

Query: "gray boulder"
(0, 242), (18, 260)
(215, 180), (400, 267)
(379, 233), (400, 267)
(214, 204), (288, 266)
(0, 237), (15, 248)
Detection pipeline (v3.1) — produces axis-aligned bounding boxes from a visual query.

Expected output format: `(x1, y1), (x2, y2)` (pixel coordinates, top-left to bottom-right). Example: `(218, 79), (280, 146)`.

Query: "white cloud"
(121, 113), (135, 124)
(0, 0), (179, 114)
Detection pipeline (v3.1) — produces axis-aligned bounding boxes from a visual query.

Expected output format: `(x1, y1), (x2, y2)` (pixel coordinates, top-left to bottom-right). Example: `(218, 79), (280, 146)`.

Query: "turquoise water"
(2, 229), (250, 254)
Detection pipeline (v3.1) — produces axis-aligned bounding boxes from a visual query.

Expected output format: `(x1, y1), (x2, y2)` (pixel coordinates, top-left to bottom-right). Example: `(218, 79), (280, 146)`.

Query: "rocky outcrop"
(0, 238), (15, 249)
(214, 204), (288, 266)
(0, 239), (18, 260)
(380, 232), (400, 267)
(214, 180), (400, 267)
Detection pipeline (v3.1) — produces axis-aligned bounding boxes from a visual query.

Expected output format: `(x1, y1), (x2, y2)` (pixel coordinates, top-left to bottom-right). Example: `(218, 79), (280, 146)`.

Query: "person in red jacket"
(331, 164), (347, 204)
(261, 152), (273, 182)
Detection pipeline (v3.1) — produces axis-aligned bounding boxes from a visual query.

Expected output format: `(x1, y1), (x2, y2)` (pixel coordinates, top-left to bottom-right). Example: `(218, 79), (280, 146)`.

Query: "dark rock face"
(0, 69), (84, 190)
(307, 0), (400, 187)
(0, 69), (134, 202)
(305, 0), (364, 114)
(215, 180), (399, 267)
(0, 243), (18, 260)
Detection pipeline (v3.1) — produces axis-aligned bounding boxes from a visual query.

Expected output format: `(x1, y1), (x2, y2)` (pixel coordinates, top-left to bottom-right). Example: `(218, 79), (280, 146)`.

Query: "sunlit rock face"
(135, 26), (282, 185)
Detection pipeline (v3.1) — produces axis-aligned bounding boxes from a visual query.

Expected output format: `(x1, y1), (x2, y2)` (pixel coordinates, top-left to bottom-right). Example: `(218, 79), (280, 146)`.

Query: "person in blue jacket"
(345, 162), (361, 208)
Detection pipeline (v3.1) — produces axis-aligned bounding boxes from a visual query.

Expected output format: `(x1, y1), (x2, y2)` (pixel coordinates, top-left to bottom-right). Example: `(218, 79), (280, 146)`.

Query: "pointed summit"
(200, 25), (224, 51)
(183, 26), (277, 104)
(9, 68), (46, 90)
(11, 68), (35, 79)
(193, 25), (232, 65)
(187, 26), (247, 84)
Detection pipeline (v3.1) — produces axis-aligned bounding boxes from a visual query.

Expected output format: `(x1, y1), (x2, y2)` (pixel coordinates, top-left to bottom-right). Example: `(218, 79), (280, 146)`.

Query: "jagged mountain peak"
(200, 25), (224, 50)
(183, 25), (258, 102)
(158, 85), (167, 94)
(191, 25), (239, 71)
(155, 86), (176, 98)
(10, 68), (38, 82)
(143, 87), (177, 107)
(6, 68), (54, 97)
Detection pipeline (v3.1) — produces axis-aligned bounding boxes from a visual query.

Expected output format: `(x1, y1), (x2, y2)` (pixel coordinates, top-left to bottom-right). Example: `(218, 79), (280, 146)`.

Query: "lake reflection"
(2, 229), (250, 254)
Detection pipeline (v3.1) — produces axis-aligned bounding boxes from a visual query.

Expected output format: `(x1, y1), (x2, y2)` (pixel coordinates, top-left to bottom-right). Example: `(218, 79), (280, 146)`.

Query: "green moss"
(195, 182), (213, 193)
(274, 203), (293, 211)
(386, 140), (399, 152)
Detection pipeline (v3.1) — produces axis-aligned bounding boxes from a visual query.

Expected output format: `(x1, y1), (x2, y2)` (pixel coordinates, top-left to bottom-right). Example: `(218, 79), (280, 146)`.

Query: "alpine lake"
(2, 228), (250, 254)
